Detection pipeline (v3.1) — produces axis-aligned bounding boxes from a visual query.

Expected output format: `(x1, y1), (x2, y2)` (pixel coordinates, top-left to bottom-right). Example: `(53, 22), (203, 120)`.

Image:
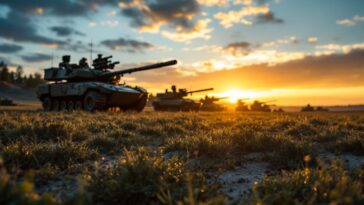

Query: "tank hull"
(152, 99), (201, 111)
(37, 82), (147, 111)
(200, 104), (226, 111)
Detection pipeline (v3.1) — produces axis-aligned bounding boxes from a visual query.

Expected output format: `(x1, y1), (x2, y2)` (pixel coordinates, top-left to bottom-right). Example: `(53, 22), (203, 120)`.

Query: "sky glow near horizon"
(0, 0), (363, 105)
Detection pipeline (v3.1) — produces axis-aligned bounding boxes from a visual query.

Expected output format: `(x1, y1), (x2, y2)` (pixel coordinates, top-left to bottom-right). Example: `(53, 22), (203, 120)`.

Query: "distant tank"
(37, 54), (177, 112)
(301, 104), (315, 112)
(152, 85), (213, 111)
(200, 96), (227, 111)
(250, 100), (274, 112)
(235, 99), (249, 112)
(0, 97), (16, 106)
(301, 104), (329, 112)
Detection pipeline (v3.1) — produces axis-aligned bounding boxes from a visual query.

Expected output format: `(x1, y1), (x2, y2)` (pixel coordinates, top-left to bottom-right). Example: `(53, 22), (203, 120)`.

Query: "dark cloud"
(255, 12), (284, 24)
(120, 0), (201, 31)
(100, 38), (154, 53)
(0, 0), (117, 46)
(0, 0), (89, 16)
(0, 43), (23, 53)
(0, 0), (122, 17)
(21, 53), (52, 63)
(224, 41), (251, 55)
(59, 41), (90, 52)
(0, 11), (64, 44)
(49, 26), (85, 37)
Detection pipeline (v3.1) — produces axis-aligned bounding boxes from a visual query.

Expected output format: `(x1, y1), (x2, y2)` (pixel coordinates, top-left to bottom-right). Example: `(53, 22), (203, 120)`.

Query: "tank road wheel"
(42, 97), (52, 111)
(60, 100), (67, 111)
(74, 100), (83, 110)
(67, 101), (75, 111)
(83, 91), (106, 112)
(52, 100), (60, 111)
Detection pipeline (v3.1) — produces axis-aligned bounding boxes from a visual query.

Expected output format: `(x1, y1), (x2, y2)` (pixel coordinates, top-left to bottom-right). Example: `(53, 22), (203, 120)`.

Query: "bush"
(250, 161), (364, 205)
(0, 158), (58, 205)
(87, 148), (220, 204)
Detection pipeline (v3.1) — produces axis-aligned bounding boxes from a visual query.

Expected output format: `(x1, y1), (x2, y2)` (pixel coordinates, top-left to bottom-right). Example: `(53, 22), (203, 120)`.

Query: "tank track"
(40, 92), (147, 112)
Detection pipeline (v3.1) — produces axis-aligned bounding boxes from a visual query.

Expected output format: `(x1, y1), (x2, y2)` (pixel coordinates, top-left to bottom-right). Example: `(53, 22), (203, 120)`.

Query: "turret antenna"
(51, 53), (54, 67)
(90, 39), (93, 63)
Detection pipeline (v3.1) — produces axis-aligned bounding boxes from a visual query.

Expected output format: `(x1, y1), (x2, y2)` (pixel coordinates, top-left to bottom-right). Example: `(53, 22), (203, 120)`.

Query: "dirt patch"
(318, 152), (364, 170)
(218, 161), (269, 203)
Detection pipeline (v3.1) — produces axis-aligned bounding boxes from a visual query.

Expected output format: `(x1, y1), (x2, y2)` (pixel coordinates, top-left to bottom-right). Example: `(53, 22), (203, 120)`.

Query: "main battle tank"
(249, 100), (274, 112)
(37, 55), (177, 112)
(152, 85), (213, 111)
(200, 96), (227, 111)
(235, 99), (249, 112)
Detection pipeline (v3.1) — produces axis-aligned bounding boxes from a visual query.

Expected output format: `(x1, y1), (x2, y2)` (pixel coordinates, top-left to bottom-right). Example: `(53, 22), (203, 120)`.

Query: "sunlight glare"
(218, 89), (266, 103)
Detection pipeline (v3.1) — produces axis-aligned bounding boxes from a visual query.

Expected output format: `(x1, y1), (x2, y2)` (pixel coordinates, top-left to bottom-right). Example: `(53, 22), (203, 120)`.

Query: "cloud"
(353, 15), (364, 22)
(307, 37), (318, 44)
(49, 26), (85, 37)
(214, 5), (270, 28)
(0, 43), (23, 53)
(161, 19), (213, 42)
(336, 19), (355, 26)
(197, 0), (229, 7)
(100, 37), (154, 53)
(0, 56), (13, 65)
(224, 41), (251, 55)
(221, 49), (364, 89)
(21, 53), (52, 62)
(0, 11), (63, 44)
(119, 0), (201, 32)
(337, 15), (364, 26)
(0, 0), (118, 17)
(255, 11), (283, 24)
(116, 49), (364, 93)
(316, 42), (364, 54)
(259, 36), (298, 48)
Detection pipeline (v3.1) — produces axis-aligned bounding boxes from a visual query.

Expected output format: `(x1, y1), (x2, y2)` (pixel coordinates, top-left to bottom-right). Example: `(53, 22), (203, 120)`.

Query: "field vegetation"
(0, 110), (363, 204)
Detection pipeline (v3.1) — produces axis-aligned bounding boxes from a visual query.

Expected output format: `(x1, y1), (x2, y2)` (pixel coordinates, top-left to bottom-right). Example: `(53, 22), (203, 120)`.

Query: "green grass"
(250, 161), (364, 205)
(0, 110), (363, 204)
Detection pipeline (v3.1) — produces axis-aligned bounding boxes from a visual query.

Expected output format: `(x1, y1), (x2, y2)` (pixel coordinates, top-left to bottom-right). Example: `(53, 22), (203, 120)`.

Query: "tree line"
(0, 61), (44, 88)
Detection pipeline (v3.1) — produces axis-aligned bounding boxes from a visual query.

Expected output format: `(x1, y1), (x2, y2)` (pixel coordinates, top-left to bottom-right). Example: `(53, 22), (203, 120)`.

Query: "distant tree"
(15, 65), (24, 84)
(25, 74), (34, 87)
(0, 62), (10, 81)
(33, 72), (44, 85)
(9, 71), (15, 83)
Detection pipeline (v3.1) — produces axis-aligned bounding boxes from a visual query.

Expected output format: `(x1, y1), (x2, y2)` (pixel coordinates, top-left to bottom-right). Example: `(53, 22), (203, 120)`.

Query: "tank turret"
(200, 96), (227, 111)
(235, 99), (249, 112)
(37, 54), (177, 112)
(152, 85), (213, 111)
(249, 100), (275, 112)
(44, 55), (176, 82)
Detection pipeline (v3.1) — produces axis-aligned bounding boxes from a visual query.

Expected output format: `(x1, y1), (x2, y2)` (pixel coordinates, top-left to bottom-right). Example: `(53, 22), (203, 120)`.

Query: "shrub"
(250, 161), (364, 205)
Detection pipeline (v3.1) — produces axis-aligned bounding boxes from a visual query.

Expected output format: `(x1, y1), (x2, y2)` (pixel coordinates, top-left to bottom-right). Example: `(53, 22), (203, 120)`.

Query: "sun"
(218, 89), (266, 103)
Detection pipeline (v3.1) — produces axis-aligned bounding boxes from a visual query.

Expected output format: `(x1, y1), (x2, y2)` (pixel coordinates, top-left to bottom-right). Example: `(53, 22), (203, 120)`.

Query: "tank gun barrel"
(215, 97), (228, 100)
(98, 60), (177, 78)
(187, 88), (214, 94)
(260, 100), (276, 104)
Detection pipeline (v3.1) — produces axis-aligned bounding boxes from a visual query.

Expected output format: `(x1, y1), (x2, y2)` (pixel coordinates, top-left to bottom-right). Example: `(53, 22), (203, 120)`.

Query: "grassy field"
(0, 110), (363, 205)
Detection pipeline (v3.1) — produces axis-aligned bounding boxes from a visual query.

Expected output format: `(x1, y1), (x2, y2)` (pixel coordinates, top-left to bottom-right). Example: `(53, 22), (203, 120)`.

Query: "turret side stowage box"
(44, 68), (66, 81)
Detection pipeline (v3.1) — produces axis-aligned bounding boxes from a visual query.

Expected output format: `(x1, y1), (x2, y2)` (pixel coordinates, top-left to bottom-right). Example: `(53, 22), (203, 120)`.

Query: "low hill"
(0, 81), (38, 102)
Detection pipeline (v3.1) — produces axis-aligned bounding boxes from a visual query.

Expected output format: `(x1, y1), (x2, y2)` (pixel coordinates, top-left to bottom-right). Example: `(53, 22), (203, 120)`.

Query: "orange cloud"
(214, 5), (270, 28)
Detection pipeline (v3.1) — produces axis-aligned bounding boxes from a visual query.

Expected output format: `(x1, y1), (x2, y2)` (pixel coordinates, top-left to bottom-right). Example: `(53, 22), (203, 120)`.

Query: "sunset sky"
(0, 0), (363, 105)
